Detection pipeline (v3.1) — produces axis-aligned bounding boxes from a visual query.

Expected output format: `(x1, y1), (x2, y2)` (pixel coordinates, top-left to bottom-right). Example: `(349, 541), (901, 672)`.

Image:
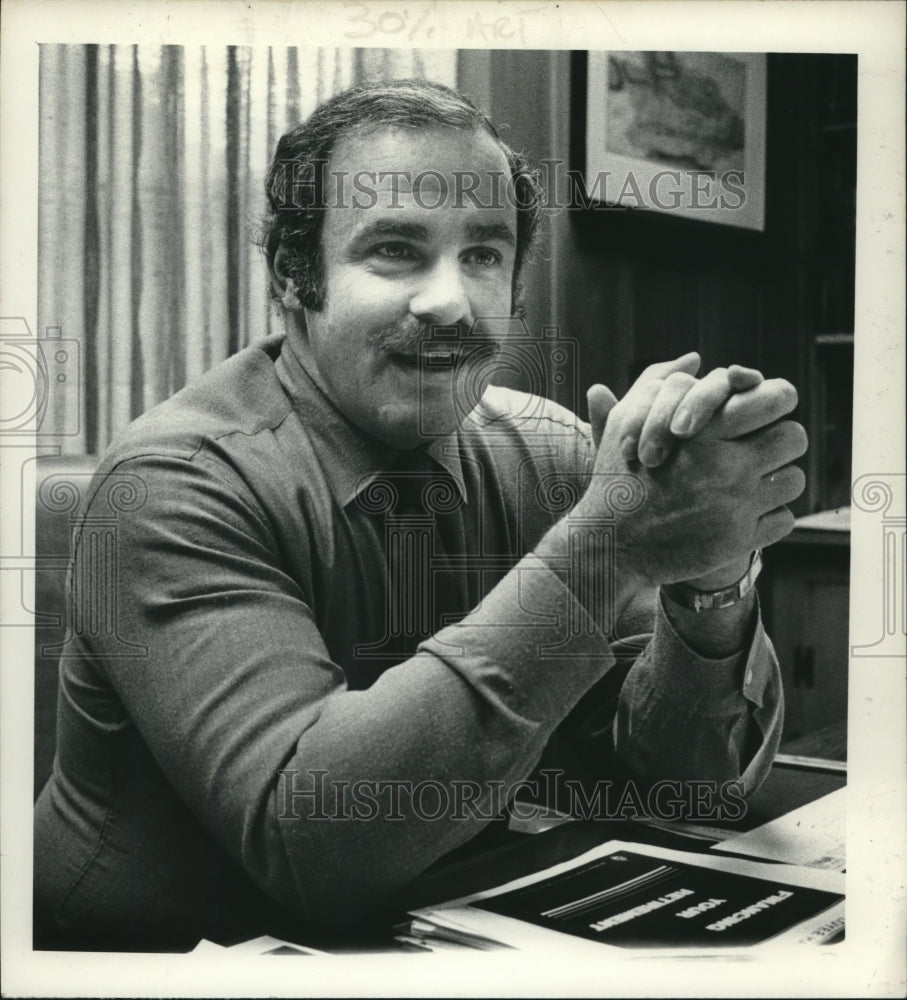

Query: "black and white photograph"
(1, 1), (904, 997)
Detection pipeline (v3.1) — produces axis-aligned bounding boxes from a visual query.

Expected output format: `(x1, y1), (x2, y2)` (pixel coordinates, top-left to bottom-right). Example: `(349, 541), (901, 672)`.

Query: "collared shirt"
(34, 333), (782, 950)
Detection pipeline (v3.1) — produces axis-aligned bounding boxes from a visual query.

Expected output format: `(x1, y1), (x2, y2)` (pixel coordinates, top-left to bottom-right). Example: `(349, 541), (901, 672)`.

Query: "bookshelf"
(761, 55), (856, 739)
(805, 56), (857, 514)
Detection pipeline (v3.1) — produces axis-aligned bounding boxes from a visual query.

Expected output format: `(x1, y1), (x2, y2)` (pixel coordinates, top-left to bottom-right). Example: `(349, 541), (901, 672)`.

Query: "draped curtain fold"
(38, 45), (458, 453)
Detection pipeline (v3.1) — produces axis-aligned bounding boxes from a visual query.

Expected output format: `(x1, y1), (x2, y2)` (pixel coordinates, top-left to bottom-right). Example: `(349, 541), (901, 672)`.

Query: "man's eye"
(463, 248), (502, 268)
(373, 243), (415, 261)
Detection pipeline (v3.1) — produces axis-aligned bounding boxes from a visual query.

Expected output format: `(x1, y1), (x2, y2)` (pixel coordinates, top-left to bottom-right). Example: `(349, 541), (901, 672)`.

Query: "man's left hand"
(586, 358), (806, 590)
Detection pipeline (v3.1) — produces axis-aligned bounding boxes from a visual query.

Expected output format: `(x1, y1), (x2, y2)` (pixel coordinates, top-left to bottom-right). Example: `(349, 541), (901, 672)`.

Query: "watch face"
(665, 550), (762, 612)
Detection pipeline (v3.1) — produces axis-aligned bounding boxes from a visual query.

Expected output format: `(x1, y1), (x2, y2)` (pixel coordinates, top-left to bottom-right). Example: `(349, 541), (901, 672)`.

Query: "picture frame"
(585, 51), (767, 230)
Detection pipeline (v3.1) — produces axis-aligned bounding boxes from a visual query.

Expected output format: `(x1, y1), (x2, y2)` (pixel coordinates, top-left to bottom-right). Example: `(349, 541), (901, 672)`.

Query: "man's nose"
(408, 260), (471, 328)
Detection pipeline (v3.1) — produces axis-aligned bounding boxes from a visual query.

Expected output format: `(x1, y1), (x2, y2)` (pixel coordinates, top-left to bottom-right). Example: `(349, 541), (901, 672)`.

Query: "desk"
(386, 766), (845, 921)
(258, 752), (845, 954)
(214, 725), (849, 953)
(780, 721), (847, 762)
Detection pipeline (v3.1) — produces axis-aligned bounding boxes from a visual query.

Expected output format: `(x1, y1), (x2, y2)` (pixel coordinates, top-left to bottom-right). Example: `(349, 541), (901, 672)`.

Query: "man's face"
(299, 126), (517, 449)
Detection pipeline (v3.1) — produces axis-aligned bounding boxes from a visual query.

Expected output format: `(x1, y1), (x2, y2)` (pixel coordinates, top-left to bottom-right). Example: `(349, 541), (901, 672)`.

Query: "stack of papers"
(402, 840), (844, 953)
(192, 934), (328, 956)
(712, 787), (847, 871)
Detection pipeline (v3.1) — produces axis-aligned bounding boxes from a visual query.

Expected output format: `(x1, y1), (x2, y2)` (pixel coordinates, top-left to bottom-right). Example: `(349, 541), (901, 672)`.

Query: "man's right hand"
(577, 355), (807, 589)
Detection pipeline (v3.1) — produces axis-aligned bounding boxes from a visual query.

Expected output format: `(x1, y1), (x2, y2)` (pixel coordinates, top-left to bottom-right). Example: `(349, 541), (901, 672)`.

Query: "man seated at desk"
(34, 80), (806, 951)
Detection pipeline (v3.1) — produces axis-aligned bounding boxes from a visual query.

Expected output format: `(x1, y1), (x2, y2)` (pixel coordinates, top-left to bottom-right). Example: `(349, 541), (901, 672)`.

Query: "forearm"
(270, 516), (645, 925)
(660, 587), (758, 658)
(612, 594), (782, 789)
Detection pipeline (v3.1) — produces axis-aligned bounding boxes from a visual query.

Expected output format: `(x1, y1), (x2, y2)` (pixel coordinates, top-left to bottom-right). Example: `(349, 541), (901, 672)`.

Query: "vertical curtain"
(38, 45), (457, 453)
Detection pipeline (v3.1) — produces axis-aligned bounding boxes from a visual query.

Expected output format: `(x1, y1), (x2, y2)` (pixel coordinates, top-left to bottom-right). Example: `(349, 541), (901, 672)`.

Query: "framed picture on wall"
(585, 51), (767, 230)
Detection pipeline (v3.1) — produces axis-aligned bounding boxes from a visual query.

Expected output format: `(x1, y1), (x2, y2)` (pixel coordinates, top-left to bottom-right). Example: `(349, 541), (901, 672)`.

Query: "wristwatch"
(662, 550), (763, 612)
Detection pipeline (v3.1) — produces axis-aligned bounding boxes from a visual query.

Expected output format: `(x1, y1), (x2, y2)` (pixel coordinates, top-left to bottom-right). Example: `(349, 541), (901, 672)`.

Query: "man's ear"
(270, 245), (302, 311)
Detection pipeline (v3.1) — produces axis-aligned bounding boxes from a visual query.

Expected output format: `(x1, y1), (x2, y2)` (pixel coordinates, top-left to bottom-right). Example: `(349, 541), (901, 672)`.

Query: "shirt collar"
(274, 333), (467, 509)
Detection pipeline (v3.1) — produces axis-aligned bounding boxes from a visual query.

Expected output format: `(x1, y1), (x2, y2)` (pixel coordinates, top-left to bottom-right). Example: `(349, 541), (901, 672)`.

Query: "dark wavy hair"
(260, 78), (542, 313)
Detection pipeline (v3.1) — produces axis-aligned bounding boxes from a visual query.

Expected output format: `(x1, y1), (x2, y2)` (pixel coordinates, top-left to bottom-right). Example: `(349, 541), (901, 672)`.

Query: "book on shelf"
(404, 840), (844, 954)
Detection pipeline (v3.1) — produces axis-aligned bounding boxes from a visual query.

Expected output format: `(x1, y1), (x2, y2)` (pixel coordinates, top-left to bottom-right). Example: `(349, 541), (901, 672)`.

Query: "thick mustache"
(368, 318), (497, 356)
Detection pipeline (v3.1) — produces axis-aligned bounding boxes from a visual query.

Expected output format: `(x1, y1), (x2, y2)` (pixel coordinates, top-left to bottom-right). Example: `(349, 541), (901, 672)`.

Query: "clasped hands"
(579, 352), (808, 592)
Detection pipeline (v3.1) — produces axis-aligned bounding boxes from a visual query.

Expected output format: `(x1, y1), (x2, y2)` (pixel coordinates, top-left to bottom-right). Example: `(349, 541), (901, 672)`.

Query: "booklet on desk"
(406, 841), (844, 953)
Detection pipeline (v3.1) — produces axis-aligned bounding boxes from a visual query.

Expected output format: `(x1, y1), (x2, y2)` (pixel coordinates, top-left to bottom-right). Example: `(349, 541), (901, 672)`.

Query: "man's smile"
(383, 340), (493, 372)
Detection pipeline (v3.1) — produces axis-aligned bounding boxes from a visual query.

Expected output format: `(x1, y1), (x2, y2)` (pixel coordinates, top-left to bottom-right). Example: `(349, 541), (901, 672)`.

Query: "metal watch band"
(662, 550), (763, 613)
